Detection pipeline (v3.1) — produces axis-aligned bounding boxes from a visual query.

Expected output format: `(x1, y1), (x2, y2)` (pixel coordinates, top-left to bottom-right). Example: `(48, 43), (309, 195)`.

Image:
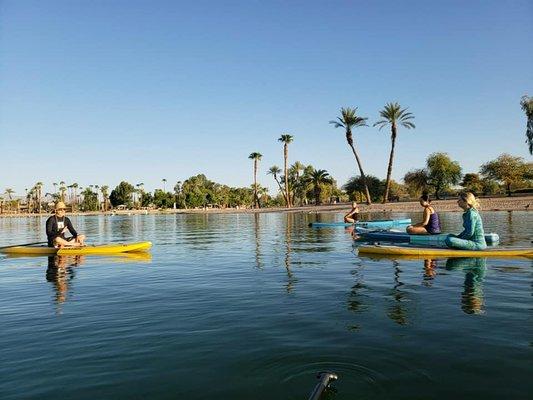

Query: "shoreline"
(1, 196), (531, 218)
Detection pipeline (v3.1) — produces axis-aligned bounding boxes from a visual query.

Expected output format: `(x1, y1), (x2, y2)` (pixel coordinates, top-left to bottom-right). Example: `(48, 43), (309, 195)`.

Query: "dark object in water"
(307, 371), (338, 400)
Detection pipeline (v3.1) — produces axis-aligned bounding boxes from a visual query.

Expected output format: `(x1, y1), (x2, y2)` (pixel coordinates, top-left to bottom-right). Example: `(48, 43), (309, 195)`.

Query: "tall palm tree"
(248, 152), (262, 208)
(267, 166), (285, 200)
(59, 181), (66, 202)
(308, 169), (333, 205)
(330, 107), (372, 204)
(278, 134), (293, 207)
(374, 102), (415, 203)
(5, 188), (14, 212)
(289, 161), (305, 206)
(520, 95), (533, 154)
(100, 185), (109, 211)
(35, 182), (43, 213)
(71, 183), (79, 211)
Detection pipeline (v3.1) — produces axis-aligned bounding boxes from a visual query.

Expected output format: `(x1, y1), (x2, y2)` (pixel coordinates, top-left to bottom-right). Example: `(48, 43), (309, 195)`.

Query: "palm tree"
(59, 181), (66, 202)
(100, 185), (109, 211)
(162, 178), (167, 192)
(53, 182), (58, 195)
(248, 152), (262, 208)
(289, 161), (305, 206)
(278, 134), (293, 207)
(267, 166), (285, 200)
(520, 95), (533, 154)
(330, 107), (372, 204)
(5, 188), (14, 212)
(374, 102), (415, 203)
(308, 169), (333, 205)
(35, 182), (43, 213)
(71, 183), (79, 211)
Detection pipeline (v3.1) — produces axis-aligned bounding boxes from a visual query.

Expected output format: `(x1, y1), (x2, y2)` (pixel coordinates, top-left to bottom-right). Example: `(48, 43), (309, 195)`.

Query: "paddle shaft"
(307, 372), (338, 400)
(0, 241), (47, 250)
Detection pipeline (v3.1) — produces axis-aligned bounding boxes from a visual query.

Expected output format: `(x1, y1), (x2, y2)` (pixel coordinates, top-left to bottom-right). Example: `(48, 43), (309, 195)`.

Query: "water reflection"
(357, 254), (489, 317)
(445, 258), (487, 315)
(387, 261), (409, 325)
(284, 213), (297, 293)
(46, 255), (84, 309)
(422, 259), (437, 286)
(254, 213), (262, 269)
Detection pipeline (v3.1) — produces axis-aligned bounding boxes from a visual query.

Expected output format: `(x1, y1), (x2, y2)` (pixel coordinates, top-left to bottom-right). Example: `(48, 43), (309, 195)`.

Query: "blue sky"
(1, 0), (532, 196)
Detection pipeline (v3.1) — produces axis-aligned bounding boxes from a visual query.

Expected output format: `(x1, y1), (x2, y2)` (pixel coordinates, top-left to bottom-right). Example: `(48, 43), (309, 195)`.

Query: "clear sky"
(1, 0), (532, 196)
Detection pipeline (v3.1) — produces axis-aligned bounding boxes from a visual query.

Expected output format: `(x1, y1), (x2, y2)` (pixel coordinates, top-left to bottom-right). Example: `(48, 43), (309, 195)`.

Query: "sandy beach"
(1, 195), (531, 218)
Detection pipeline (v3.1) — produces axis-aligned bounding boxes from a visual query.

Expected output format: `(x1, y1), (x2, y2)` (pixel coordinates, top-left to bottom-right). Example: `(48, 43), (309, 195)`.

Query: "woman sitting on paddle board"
(406, 194), (441, 235)
(45, 202), (85, 248)
(445, 192), (487, 251)
(344, 201), (360, 223)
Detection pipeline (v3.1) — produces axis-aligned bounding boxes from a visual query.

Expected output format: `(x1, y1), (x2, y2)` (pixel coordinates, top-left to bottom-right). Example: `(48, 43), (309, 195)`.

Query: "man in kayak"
(344, 201), (360, 223)
(46, 202), (86, 248)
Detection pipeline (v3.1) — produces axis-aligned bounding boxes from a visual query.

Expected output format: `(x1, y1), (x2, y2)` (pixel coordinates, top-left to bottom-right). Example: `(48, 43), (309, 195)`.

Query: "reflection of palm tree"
(446, 258), (487, 315)
(330, 107), (372, 204)
(387, 261), (409, 325)
(284, 213), (297, 293)
(253, 213), (262, 269)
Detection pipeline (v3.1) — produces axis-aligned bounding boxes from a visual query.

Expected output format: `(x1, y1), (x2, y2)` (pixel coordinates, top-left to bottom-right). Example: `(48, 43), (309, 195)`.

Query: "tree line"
(1, 96), (531, 213)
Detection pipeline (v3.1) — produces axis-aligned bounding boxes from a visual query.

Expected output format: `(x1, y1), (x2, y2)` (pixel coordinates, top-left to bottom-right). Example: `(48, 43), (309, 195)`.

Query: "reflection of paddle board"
(1, 241), (152, 256)
(310, 218), (411, 228)
(357, 244), (533, 258)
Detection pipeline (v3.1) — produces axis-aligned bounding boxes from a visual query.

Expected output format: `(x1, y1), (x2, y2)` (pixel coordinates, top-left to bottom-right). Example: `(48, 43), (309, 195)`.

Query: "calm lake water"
(1, 211), (531, 400)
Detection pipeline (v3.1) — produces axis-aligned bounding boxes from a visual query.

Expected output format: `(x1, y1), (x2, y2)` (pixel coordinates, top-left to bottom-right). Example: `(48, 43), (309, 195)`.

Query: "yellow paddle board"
(357, 244), (533, 258)
(1, 241), (152, 256)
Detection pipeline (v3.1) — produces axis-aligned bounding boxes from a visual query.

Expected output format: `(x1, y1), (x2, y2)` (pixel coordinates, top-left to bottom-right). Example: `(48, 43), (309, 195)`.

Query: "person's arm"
(65, 217), (78, 238)
(46, 217), (56, 239)
(412, 208), (431, 227)
(458, 210), (474, 239)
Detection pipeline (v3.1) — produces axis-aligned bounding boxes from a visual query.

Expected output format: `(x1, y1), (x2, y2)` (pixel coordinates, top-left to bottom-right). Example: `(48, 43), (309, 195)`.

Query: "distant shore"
(1, 195), (531, 218)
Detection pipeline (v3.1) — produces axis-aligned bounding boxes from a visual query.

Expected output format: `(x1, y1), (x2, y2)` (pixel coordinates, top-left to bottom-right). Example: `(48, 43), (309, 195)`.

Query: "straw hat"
(55, 201), (67, 211)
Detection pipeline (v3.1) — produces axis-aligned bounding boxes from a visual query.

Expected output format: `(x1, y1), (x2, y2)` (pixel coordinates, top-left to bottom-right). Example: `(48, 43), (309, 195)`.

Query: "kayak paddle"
(0, 241), (47, 250)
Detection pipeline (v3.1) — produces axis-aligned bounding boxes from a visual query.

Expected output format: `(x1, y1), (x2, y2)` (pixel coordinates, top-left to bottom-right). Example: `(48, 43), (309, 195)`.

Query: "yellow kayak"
(357, 244), (533, 258)
(1, 241), (152, 256)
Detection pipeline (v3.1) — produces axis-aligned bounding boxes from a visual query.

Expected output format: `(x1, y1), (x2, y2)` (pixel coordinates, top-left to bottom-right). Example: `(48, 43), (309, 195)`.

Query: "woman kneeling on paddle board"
(46, 202), (86, 248)
(445, 192), (487, 251)
(406, 194), (441, 235)
(344, 202), (360, 223)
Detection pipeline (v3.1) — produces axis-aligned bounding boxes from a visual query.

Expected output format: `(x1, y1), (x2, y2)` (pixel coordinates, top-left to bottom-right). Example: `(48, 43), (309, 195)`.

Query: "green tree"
(248, 152), (262, 208)
(403, 153), (462, 199)
(520, 95), (533, 154)
(461, 173), (484, 194)
(307, 169), (333, 205)
(109, 181), (135, 208)
(343, 175), (383, 202)
(480, 153), (531, 196)
(374, 102), (415, 203)
(100, 185), (110, 211)
(278, 134), (293, 207)
(81, 188), (99, 211)
(153, 189), (174, 208)
(330, 107), (372, 204)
